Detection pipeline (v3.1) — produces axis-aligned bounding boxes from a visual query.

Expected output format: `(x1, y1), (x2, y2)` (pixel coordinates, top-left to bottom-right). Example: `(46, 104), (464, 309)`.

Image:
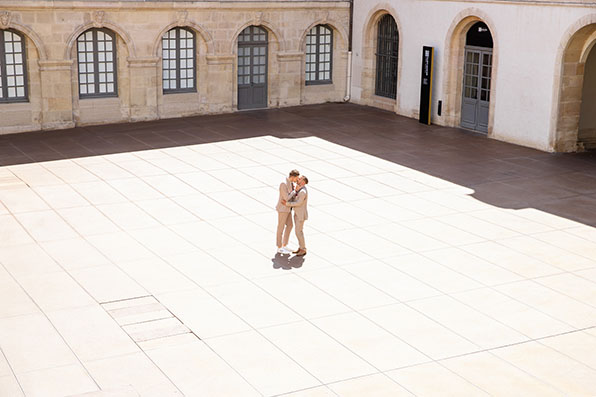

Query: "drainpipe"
(343, 51), (352, 102)
(343, 0), (353, 102)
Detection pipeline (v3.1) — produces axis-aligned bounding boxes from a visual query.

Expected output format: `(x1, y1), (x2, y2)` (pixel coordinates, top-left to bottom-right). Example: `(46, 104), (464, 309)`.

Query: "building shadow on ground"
(2, 102), (596, 226)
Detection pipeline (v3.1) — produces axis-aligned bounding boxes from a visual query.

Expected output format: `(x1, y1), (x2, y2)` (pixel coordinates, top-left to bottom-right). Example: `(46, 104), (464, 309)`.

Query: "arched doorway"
(555, 22), (596, 151)
(375, 14), (399, 99)
(461, 21), (493, 133)
(578, 45), (596, 149)
(237, 25), (268, 110)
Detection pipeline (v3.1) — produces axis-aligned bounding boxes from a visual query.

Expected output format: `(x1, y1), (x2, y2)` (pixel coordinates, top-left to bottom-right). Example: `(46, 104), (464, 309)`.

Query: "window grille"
(237, 26), (267, 86)
(375, 15), (399, 99)
(305, 25), (332, 85)
(162, 28), (196, 93)
(0, 30), (28, 102)
(77, 28), (117, 98)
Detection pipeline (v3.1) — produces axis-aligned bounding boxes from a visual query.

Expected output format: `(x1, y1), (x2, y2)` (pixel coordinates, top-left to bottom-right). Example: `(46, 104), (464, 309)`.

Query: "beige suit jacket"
(275, 178), (294, 213)
(286, 187), (308, 221)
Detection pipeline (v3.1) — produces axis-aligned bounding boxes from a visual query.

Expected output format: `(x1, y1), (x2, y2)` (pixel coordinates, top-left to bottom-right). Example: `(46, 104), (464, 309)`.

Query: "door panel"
(461, 47), (492, 133)
(238, 26), (268, 110)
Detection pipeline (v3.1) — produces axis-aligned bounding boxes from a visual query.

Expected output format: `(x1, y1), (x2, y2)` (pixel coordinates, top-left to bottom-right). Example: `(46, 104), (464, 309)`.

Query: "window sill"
(305, 80), (332, 86)
(79, 94), (118, 100)
(163, 89), (197, 95)
(373, 94), (397, 102)
(0, 98), (29, 104)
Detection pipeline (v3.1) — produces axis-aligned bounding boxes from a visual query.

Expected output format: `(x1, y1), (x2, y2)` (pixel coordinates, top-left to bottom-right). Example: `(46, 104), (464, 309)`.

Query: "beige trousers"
(276, 211), (293, 248)
(294, 217), (306, 250)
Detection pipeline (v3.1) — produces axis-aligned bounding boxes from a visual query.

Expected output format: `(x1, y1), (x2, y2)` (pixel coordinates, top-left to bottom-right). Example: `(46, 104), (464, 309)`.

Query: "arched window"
(0, 30), (28, 102)
(162, 28), (196, 93)
(305, 25), (332, 85)
(375, 14), (398, 99)
(77, 28), (117, 98)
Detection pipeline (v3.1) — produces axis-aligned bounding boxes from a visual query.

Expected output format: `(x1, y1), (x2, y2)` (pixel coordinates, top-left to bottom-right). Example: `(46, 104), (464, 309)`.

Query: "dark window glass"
(305, 25), (332, 85)
(466, 22), (493, 48)
(77, 28), (117, 98)
(162, 28), (196, 93)
(375, 14), (398, 99)
(0, 29), (28, 102)
(238, 26), (267, 44)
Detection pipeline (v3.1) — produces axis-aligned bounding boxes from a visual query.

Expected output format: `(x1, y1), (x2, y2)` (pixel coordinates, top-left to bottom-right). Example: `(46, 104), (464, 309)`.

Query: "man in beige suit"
(283, 175), (308, 256)
(276, 169), (300, 254)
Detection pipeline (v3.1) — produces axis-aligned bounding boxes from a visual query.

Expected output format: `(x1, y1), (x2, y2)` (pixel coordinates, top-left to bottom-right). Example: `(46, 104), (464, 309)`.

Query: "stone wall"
(0, 1), (350, 134)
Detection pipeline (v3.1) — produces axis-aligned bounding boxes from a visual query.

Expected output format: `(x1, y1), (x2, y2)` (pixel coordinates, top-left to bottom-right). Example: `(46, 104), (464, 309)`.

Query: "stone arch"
(360, 5), (403, 110)
(152, 21), (215, 57)
(362, 5), (403, 47)
(299, 19), (349, 51)
(442, 8), (499, 134)
(229, 19), (285, 54)
(552, 15), (596, 151)
(64, 20), (136, 60)
(579, 30), (596, 63)
(1, 20), (47, 60)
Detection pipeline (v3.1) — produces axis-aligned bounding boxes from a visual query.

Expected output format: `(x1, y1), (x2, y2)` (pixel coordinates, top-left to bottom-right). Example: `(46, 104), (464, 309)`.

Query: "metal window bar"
(162, 27), (196, 94)
(305, 25), (333, 85)
(0, 29), (28, 103)
(375, 14), (398, 99)
(238, 26), (267, 44)
(78, 28), (118, 98)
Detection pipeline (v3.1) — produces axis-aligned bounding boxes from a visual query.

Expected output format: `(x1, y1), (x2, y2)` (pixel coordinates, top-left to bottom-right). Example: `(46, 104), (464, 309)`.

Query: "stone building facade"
(350, 0), (596, 152)
(3, 0), (596, 153)
(0, 0), (350, 134)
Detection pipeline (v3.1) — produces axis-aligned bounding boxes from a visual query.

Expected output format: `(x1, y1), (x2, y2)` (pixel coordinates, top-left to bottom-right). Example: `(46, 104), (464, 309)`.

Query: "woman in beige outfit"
(283, 175), (308, 256)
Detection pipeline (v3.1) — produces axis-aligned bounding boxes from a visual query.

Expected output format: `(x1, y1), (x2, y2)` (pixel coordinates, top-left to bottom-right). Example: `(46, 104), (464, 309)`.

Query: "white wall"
(350, 0), (596, 151)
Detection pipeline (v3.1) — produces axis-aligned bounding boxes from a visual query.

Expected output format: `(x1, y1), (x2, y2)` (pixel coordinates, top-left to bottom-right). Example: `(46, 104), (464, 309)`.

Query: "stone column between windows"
(277, 51), (303, 107)
(206, 55), (235, 113)
(38, 60), (75, 130)
(128, 57), (159, 121)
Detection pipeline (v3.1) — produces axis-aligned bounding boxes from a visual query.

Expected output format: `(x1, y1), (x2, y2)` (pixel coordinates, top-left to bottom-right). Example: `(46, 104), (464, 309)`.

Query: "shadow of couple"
(271, 252), (305, 270)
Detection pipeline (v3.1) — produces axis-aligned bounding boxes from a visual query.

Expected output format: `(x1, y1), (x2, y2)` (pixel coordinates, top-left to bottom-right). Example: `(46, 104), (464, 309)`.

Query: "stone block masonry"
(0, 1), (350, 134)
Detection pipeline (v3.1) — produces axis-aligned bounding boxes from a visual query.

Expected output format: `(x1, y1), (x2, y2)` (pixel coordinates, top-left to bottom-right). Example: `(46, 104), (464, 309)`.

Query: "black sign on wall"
(419, 46), (434, 125)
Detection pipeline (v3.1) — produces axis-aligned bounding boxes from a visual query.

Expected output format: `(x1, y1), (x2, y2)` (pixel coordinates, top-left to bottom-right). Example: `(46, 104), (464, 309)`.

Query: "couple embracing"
(276, 169), (309, 256)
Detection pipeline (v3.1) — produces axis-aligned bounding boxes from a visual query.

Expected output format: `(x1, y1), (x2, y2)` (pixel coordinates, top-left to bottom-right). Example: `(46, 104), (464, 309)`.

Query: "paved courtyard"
(1, 103), (596, 396)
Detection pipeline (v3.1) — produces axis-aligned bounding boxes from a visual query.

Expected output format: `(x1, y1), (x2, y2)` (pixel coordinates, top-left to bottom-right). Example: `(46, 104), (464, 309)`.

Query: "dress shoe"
(292, 249), (300, 254)
(296, 249), (307, 256)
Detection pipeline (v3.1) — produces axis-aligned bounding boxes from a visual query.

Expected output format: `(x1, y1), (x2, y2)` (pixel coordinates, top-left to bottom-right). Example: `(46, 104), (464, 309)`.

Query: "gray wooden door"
(461, 46), (492, 133)
(238, 26), (268, 110)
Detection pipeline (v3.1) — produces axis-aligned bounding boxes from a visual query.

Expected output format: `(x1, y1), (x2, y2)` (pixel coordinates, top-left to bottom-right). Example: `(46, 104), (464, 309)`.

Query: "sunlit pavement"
(1, 103), (596, 396)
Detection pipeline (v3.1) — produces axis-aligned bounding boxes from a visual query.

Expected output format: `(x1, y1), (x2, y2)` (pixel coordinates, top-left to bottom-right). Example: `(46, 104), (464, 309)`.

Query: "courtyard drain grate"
(101, 295), (196, 343)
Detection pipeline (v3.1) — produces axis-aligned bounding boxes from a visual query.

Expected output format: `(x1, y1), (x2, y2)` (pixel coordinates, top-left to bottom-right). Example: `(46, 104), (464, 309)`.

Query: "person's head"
(289, 169), (300, 182)
(298, 175), (309, 187)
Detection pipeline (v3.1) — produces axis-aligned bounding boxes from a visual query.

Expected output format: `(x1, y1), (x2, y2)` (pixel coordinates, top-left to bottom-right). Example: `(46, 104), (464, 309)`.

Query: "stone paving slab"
(0, 103), (595, 396)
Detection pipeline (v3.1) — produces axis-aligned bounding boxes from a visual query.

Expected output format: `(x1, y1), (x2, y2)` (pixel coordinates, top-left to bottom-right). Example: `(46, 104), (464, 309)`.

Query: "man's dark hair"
(289, 169), (300, 177)
(301, 176), (309, 184)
